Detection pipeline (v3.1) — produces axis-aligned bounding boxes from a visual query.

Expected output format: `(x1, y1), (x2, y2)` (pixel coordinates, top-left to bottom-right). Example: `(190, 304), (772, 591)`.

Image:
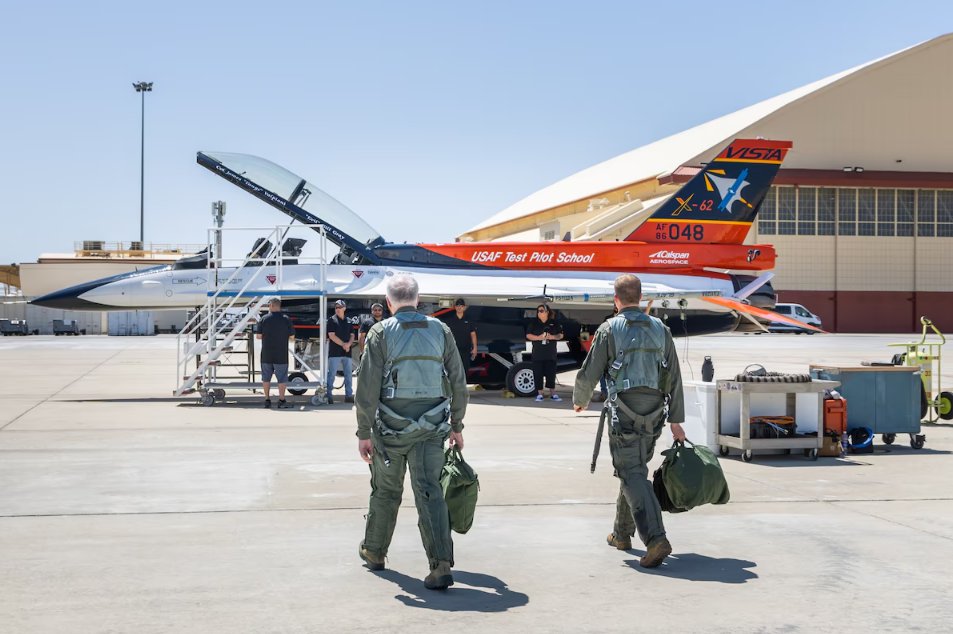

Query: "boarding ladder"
(174, 225), (328, 404)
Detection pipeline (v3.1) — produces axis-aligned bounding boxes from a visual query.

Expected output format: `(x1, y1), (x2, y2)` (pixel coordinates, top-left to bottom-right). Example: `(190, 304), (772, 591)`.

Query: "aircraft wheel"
(938, 391), (953, 420)
(287, 372), (308, 396)
(505, 362), (537, 398)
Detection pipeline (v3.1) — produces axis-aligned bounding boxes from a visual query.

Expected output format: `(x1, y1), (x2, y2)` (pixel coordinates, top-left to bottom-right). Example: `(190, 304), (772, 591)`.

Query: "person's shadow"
(375, 569), (529, 612)
(624, 551), (758, 583)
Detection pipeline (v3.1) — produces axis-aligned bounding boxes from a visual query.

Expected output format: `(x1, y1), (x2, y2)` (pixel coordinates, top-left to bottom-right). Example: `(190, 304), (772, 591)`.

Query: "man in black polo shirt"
(326, 299), (355, 404)
(256, 297), (297, 408)
(443, 298), (477, 376)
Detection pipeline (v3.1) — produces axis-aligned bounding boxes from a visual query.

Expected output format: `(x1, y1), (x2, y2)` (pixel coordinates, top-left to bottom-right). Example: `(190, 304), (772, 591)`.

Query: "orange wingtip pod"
(713, 139), (793, 164)
(702, 296), (826, 333)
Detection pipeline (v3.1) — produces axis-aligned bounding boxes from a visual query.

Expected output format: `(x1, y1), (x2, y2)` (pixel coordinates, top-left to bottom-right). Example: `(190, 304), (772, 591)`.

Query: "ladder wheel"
(201, 394), (214, 407)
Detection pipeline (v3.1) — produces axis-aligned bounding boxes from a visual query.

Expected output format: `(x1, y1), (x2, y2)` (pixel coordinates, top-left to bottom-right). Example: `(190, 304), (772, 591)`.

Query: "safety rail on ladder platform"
(173, 224), (329, 405)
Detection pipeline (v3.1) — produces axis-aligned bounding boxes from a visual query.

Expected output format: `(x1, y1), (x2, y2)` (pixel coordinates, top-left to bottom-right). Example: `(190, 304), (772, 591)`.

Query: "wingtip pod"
(701, 296), (826, 334)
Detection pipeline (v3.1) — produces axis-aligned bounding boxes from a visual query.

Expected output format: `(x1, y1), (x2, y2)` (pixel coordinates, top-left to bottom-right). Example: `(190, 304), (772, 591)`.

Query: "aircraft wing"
(701, 296), (825, 333)
(325, 265), (732, 310)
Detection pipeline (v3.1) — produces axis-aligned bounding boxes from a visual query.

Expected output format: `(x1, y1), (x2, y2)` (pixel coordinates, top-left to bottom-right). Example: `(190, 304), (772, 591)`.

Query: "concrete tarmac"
(1, 334), (952, 633)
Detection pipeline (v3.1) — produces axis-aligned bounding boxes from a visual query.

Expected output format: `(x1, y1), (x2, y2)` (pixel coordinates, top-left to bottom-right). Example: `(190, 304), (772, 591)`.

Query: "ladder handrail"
(174, 224), (328, 399)
(176, 227), (286, 387)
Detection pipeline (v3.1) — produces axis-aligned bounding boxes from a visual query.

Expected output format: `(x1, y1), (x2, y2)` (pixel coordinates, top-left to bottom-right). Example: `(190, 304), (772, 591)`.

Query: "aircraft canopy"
(201, 151), (383, 248)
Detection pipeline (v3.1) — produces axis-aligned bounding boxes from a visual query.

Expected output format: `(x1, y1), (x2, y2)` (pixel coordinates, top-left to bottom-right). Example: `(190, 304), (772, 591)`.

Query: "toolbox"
(823, 398), (847, 436)
(810, 366), (922, 448)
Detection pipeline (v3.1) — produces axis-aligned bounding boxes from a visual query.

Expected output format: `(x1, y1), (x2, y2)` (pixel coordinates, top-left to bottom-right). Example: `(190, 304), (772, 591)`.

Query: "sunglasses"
(537, 308), (548, 313)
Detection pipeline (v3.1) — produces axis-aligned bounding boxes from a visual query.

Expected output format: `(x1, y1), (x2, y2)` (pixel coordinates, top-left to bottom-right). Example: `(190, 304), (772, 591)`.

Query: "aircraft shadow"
(624, 551), (758, 584)
(371, 569), (529, 612)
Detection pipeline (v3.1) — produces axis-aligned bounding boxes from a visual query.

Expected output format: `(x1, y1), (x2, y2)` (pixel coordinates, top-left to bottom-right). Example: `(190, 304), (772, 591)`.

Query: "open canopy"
(198, 151), (384, 261)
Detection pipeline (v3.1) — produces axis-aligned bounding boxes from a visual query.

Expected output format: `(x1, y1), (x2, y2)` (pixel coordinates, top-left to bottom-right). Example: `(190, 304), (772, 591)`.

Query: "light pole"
(132, 81), (153, 245)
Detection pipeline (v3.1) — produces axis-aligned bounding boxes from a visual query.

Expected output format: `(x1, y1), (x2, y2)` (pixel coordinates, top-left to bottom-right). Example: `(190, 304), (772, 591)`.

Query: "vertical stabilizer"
(625, 139), (792, 244)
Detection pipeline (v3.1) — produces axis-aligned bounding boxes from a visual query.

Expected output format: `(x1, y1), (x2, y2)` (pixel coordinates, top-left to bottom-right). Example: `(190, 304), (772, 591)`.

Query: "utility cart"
(887, 317), (952, 423)
(716, 379), (839, 462)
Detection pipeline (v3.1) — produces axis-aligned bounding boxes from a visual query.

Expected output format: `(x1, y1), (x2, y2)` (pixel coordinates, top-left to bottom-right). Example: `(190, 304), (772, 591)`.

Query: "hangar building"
(459, 34), (953, 333)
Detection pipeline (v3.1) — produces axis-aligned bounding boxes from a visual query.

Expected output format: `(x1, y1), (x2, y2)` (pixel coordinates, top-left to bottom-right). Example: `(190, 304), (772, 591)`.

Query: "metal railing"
(174, 224), (328, 401)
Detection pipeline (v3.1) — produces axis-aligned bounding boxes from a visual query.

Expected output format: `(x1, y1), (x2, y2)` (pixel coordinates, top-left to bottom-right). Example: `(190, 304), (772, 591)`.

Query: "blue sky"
(1, 1), (951, 265)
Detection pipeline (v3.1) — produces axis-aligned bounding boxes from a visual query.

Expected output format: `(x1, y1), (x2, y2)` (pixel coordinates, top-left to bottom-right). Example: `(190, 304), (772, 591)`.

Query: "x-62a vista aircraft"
(34, 138), (817, 393)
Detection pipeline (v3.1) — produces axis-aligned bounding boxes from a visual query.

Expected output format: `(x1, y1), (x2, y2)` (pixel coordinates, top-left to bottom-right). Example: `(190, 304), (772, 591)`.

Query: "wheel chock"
(503, 390), (516, 398)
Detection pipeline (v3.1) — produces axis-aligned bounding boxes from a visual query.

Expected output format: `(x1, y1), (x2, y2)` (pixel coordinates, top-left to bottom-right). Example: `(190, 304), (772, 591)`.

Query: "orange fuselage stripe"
(422, 242), (775, 272)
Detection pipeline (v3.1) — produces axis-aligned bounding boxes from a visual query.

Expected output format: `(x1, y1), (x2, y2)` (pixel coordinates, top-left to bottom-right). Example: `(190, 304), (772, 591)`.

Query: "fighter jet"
(33, 139), (817, 393)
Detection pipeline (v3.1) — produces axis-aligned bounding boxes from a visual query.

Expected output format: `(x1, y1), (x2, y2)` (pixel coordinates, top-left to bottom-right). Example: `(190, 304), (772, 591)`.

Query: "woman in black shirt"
(526, 303), (564, 401)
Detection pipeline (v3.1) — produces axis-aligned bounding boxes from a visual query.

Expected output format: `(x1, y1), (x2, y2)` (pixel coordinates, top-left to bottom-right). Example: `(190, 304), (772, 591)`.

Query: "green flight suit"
(356, 306), (468, 567)
(573, 307), (684, 548)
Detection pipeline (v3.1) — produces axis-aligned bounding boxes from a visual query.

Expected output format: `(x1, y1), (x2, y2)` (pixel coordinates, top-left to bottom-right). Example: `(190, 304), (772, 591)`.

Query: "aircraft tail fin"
(625, 139), (792, 244)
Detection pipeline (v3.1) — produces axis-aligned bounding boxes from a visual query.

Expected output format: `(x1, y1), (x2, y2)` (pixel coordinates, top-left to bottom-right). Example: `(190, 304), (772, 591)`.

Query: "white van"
(769, 303), (822, 333)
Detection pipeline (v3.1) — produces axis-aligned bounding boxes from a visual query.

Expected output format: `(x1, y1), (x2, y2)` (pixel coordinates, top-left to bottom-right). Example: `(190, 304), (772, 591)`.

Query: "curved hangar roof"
(461, 33), (953, 241)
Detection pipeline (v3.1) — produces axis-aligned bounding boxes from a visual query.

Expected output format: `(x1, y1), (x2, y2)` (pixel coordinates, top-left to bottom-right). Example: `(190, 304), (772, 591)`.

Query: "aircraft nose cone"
(30, 279), (111, 310)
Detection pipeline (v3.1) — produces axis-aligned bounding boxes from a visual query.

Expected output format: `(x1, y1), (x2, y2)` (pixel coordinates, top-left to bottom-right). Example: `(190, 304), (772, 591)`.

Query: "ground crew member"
(527, 303), (563, 401)
(443, 298), (477, 375)
(356, 274), (468, 590)
(358, 302), (385, 356)
(255, 297), (296, 409)
(326, 300), (355, 404)
(573, 274), (686, 568)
